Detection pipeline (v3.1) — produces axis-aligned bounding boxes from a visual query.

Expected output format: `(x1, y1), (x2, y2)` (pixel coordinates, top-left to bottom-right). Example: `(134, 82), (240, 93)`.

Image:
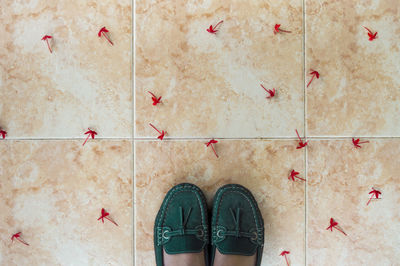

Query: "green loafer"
(210, 184), (264, 266)
(154, 183), (209, 266)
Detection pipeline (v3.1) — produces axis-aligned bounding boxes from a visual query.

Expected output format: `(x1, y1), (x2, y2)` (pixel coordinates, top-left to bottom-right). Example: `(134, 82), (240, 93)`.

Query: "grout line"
(304, 135), (400, 139)
(303, 0), (307, 264)
(305, 145), (308, 266)
(1, 137), (133, 141)
(303, 2), (307, 139)
(132, 136), (400, 141)
(132, 0), (136, 264)
(2, 136), (400, 141)
(134, 136), (301, 140)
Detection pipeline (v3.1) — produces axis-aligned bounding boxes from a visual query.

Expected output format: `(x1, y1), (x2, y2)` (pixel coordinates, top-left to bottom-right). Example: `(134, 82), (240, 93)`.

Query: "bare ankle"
(213, 249), (256, 266)
(163, 250), (206, 266)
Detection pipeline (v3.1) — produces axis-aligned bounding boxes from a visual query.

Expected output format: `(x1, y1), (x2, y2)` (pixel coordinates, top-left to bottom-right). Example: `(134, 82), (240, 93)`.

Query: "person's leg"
(154, 183), (209, 266)
(213, 249), (256, 266)
(210, 184), (264, 266)
(163, 250), (206, 266)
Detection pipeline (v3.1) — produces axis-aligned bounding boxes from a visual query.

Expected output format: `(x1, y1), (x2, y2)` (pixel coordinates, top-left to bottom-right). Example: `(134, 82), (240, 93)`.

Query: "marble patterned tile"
(135, 0), (304, 138)
(306, 0), (400, 137)
(307, 140), (400, 265)
(0, 140), (132, 265)
(135, 140), (305, 266)
(0, 0), (132, 138)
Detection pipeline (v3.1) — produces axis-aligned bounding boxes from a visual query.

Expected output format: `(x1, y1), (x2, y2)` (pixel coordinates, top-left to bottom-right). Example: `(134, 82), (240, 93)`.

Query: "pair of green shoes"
(154, 183), (264, 266)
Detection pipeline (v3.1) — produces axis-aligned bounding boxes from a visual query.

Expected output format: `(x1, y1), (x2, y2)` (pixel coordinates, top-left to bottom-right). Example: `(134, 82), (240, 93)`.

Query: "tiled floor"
(307, 140), (400, 265)
(306, 0), (400, 136)
(1, 0), (400, 265)
(0, 141), (132, 265)
(135, 0), (400, 265)
(0, 0), (132, 138)
(135, 0), (304, 138)
(135, 140), (305, 265)
(1, 0), (133, 265)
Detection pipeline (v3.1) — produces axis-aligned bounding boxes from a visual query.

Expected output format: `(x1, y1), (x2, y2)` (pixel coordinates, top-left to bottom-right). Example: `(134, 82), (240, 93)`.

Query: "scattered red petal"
(363, 26), (378, 41)
(82, 128), (97, 146)
(260, 84), (276, 98)
(352, 138), (369, 148)
(274, 24), (291, 35)
(289, 169), (306, 182)
(98, 208), (118, 226)
(0, 129), (7, 139)
(41, 35), (53, 53)
(307, 69), (319, 88)
(98, 26), (113, 45)
(280, 250), (290, 266)
(207, 20), (224, 34)
(148, 91), (162, 106)
(295, 129), (308, 149)
(149, 123), (166, 140)
(205, 139), (219, 158)
(367, 188), (381, 206)
(11, 232), (29, 246)
(326, 218), (347, 236)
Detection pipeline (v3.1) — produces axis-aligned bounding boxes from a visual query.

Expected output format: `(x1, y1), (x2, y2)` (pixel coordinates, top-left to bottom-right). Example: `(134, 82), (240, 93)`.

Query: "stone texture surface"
(307, 140), (400, 266)
(0, 0), (132, 138)
(306, 0), (400, 136)
(135, 0), (304, 138)
(135, 140), (305, 266)
(2, 0), (400, 265)
(0, 141), (133, 265)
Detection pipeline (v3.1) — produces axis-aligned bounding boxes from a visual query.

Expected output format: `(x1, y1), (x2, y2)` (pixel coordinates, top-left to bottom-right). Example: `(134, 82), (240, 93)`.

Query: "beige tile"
(135, 0), (304, 138)
(0, 0), (131, 138)
(135, 140), (305, 265)
(0, 141), (132, 265)
(307, 140), (400, 265)
(306, 0), (400, 136)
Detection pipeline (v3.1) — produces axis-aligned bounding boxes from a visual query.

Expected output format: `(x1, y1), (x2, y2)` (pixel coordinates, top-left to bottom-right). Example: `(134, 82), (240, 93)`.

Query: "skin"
(213, 249), (256, 266)
(163, 250), (206, 266)
(163, 249), (256, 266)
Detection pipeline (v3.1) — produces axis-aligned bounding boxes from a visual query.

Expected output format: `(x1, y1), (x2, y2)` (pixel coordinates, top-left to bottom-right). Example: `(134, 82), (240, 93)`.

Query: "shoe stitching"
(213, 186), (263, 246)
(157, 185), (208, 245)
